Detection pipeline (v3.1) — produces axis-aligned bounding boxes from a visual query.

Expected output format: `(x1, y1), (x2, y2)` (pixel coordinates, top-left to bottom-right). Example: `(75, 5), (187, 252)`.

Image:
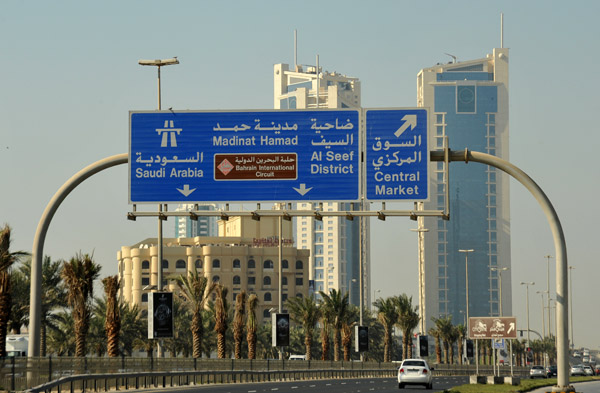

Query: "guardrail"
(26, 368), (396, 393)
(0, 356), (530, 392)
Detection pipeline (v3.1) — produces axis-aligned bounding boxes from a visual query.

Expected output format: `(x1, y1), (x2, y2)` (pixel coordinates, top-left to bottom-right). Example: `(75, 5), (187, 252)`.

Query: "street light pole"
(138, 57), (179, 359)
(544, 255), (552, 340)
(411, 209), (429, 335)
(520, 282), (535, 348)
(568, 266), (575, 349)
(491, 267), (509, 316)
(459, 249), (474, 323)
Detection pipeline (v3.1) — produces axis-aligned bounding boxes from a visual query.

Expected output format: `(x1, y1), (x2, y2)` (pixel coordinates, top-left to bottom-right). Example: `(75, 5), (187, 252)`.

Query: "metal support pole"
(431, 148), (571, 391)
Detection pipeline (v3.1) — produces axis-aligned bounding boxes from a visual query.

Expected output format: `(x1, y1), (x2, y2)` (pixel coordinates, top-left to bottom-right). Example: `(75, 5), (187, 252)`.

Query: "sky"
(1, 1), (599, 349)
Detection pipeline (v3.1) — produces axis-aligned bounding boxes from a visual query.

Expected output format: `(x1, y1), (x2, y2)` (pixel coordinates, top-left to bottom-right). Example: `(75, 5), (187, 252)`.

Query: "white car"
(583, 365), (594, 376)
(529, 365), (546, 379)
(397, 359), (433, 389)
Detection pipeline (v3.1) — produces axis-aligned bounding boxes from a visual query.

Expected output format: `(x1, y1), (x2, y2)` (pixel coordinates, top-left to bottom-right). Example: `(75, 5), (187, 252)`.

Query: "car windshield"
(403, 361), (426, 367)
(532, 366), (544, 370)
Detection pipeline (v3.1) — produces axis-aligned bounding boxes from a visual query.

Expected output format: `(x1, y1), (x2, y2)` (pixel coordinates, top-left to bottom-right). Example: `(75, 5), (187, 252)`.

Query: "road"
(130, 376), (469, 393)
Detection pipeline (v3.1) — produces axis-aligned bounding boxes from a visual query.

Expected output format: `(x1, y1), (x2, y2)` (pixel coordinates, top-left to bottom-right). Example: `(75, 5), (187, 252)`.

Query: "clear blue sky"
(2, 1), (599, 349)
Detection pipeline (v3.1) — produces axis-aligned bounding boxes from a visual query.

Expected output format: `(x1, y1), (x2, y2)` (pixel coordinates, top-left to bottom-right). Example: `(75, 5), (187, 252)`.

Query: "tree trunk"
(192, 312), (203, 358)
(247, 330), (256, 360)
(0, 275), (11, 357)
(217, 332), (226, 359)
(321, 327), (330, 361)
(333, 329), (341, 361)
(304, 332), (312, 361)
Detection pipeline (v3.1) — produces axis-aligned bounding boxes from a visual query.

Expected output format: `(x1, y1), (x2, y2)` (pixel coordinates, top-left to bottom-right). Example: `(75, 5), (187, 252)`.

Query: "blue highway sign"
(129, 110), (360, 203)
(365, 108), (429, 201)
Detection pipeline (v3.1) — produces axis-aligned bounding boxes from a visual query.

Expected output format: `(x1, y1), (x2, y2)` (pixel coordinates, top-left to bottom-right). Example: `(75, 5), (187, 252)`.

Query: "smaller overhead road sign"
(365, 108), (429, 201)
(468, 317), (517, 339)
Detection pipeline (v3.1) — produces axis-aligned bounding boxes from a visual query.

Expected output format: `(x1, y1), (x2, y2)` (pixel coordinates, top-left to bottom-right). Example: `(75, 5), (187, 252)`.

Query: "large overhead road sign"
(365, 108), (429, 201)
(468, 316), (517, 339)
(129, 110), (360, 203)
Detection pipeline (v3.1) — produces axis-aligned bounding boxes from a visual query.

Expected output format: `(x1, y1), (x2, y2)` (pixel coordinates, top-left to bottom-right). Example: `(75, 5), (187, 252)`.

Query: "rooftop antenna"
(294, 29), (298, 70)
(444, 53), (457, 64)
(501, 13), (504, 48)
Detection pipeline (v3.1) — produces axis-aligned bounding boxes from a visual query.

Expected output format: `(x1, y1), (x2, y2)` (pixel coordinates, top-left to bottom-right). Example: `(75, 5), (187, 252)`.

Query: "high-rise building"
(273, 62), (369, 306)
(174, 204), (218, 238)
(418, 48), (511, 330)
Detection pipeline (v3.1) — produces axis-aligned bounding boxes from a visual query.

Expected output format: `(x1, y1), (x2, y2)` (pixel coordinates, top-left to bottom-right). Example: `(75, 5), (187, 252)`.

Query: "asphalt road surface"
(131, 376), (470, 393)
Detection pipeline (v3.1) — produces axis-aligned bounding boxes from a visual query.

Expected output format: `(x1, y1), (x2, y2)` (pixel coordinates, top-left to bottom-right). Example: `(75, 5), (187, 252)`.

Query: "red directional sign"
(468, 317), (517, 339)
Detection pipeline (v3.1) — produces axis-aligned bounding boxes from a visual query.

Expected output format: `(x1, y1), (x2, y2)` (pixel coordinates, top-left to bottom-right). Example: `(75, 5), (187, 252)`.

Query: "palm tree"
(174, 269), (215, 358)
(246, 294), (258, 359)
(433, 315), (453, 364)
(19, 256), (67, 356)
(447, 324), (460, 364)
(102, 275), (121, 357)
(232, 291), (247, 359)
(341, 306), (358, 361)
(374, 297), (399, 362)
(61, 252), (101, 357)
(214, 283), (229, 358)
(118, 302), (145, 356)
(394, 294), (420, 360)
(319, 289), (350, 361)
(8, 268), (28, 334)
(46, 310), (75, 356)
(0, 224), (28, 356)
(286, 295), (321, 360)
(428, 324), (442, 364)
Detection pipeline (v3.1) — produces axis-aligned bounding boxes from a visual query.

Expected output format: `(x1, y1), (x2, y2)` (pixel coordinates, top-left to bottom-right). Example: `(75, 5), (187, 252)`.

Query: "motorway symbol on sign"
(468, 317), (517, 339)
(129, 110), (360, 203)
(365, 109), (429, 201)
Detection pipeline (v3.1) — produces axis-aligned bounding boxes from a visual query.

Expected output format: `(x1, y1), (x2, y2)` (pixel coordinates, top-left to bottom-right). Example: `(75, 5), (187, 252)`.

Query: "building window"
(263, 309), (270, 318)
(233, 275), (241, 285)
(264, 292), (272, 302)
(296, 277), (303, 286)
(142, 260), (150, 269)
(195, 259), (202, 269)
(296, 293), (303, 298)
(142, 277), (149, 286)
(248, 259), (256, 269)
(282, 276), (288, 285)
(233, 259), (241, 269)
(264, 260), (274, 269)
(141, 293), (148, 302)
(263, 276), (271, 286)
(212, 259), (220, 268)
(282, 260), (289, 269)
(162, 260), (169, 269)
(176, 259), (186, 269)
(212, 275), (220, 283)
(296, 260), (303, 270)
(248, 276), (256, 285)
(282, 293), (288, 302)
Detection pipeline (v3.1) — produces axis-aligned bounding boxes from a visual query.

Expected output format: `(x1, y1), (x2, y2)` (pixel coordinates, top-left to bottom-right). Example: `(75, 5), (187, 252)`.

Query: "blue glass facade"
(429, 71), (503, 323)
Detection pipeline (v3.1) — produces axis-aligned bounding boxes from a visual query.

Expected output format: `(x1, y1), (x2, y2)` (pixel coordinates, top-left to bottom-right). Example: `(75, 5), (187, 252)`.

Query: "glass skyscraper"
(418, 48), (511, 330)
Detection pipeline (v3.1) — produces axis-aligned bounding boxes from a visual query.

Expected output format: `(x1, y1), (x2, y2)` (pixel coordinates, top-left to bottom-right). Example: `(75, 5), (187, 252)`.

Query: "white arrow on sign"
(507, 322), (515, 335)
(177, 184), (196, 197)
(293, 183), (313, 196)
(394, 114), (418, 137)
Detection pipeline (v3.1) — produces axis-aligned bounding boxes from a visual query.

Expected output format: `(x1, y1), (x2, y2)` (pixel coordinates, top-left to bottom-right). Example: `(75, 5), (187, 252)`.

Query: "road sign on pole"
(468, 316), (517, 339)
(129, 110), (360, 203)
(364, 108), (429, 201)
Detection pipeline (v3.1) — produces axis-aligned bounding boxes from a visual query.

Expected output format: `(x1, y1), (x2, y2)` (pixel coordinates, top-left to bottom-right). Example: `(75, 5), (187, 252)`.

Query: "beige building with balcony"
(118, 215), (309, 322)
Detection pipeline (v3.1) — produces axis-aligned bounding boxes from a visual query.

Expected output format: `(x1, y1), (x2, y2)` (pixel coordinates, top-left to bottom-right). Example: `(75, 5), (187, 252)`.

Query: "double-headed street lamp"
(520, 281), (535, 348)
(138, 57), (179, 359)
(458, 249), (474, 324)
